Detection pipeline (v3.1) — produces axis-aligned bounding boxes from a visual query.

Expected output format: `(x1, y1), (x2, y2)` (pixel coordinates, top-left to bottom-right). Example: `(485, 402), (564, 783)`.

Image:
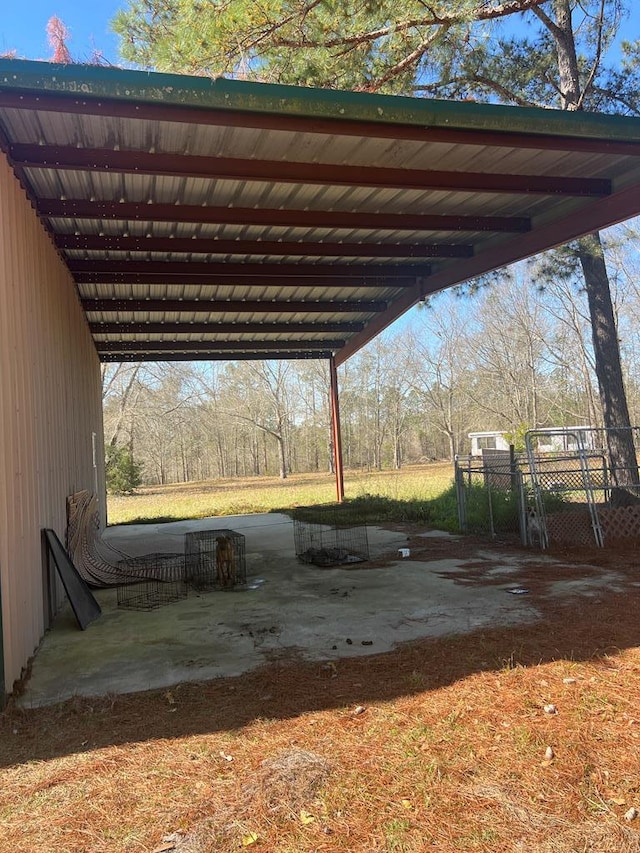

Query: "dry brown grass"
(3, 536), (640, 852)
(107, 462), (453, 524)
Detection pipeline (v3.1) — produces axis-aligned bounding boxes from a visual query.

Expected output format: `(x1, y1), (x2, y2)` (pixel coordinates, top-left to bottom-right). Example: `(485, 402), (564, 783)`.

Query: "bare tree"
(405, 297), (473, 461)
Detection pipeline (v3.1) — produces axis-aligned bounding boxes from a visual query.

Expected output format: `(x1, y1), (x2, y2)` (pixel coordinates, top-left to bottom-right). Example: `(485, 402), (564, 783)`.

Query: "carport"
(2, 58), (640, 700)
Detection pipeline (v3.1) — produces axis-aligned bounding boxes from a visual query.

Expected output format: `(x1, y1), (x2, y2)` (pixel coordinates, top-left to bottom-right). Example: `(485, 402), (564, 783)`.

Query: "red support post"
(329, 355), (345, 503)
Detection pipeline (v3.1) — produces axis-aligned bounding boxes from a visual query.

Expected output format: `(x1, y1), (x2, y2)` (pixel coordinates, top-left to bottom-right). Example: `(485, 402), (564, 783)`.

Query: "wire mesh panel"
(293, 520), (369, 567)
(455, 454), (525, 540)
(521, 456), (603, 548)
(117, 553), (187, 611)
(185, 529), (246, 591)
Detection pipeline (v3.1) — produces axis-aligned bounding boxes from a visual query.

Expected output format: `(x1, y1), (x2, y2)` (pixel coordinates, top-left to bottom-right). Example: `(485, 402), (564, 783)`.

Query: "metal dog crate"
(185, 529), (246, 591)
(293, 519), (369, 567)
(116, 553), (187, 611)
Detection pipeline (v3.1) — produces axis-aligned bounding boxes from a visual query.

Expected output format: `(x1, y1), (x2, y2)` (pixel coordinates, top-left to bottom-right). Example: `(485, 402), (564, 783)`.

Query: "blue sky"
(2, 2), (639, 68)
(0, 0), (124, 63)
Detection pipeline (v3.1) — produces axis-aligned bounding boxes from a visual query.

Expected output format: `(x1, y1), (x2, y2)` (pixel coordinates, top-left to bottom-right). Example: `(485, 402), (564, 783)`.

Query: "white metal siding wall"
(0, 153), (105, 694)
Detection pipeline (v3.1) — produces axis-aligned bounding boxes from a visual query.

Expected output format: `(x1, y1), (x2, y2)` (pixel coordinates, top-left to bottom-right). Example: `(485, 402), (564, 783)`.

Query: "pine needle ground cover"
(3, 539), (640, 852)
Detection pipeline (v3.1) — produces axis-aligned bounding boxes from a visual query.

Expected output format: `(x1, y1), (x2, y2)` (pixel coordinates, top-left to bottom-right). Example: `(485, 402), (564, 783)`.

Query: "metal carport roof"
(1, 58), (640, 367)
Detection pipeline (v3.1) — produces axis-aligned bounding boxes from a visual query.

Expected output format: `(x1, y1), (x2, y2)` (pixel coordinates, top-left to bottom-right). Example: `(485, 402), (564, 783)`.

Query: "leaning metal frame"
(525, 428), (604, 548)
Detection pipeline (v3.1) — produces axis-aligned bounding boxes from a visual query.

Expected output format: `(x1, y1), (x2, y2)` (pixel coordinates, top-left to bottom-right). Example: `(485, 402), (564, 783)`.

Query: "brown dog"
(216, 536), (236, 588)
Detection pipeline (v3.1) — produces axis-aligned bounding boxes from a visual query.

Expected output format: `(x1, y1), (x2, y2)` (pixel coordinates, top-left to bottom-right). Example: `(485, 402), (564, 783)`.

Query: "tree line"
(102, 230), (640, 487)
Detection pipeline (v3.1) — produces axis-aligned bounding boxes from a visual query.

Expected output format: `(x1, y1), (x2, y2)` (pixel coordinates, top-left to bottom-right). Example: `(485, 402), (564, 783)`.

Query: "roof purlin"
(97, 340), (343, 353)
(101, 352), (333, 362)
(13, 144), (612, 197)
(80, 298), (388, 314)
(89, 321), (365, 334)
(68, 260), (428, 277)
(75, 275), (416, 289)
(57, 235), (474, 259)
(38, 199), (532, 233)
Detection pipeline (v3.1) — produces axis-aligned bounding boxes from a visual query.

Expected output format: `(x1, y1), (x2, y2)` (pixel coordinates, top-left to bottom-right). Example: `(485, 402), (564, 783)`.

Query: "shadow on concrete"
(2, 532), (639, 769)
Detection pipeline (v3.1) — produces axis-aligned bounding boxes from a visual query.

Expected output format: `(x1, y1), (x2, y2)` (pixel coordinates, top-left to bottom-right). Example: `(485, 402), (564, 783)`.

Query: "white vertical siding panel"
(0, 153), (105, 694)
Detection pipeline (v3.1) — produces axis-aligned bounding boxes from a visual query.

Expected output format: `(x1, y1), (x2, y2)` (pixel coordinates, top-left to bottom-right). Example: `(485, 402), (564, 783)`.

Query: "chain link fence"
(455, 451), (526, 541)
(455, 427), (640, 549)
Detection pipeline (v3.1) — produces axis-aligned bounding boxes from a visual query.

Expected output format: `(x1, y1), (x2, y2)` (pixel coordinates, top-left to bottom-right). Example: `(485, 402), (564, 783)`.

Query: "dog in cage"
(526, 506), (544, 547)
(216, 536), (236, 588)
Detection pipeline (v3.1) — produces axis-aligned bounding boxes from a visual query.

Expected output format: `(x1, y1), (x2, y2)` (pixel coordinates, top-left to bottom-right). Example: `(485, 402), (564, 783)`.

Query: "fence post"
(517, 471), (528, 546)
(603, 457), (610, 504)
(509, 443), (518, 492)
(486, 470), (495, 537)
(454, 457), (467, 532)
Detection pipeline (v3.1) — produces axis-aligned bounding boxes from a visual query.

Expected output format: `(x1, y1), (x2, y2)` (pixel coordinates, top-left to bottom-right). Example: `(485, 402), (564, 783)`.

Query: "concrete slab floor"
(17, 514), (608, 708)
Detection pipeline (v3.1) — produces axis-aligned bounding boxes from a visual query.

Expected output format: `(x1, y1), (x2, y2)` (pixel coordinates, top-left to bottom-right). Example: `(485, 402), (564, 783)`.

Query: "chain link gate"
(524, 427), (640, 548)
(456, 427), (640, 549)
(455, 451), (527, 542)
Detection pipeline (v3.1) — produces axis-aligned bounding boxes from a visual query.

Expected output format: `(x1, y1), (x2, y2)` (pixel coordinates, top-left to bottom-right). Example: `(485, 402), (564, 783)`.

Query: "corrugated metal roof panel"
(4, 105), (633, 180)
(3, 59), (640, 362)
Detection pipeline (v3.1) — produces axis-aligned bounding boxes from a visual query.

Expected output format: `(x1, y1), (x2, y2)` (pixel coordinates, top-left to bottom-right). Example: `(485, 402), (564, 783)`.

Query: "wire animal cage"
(116, 553), (187, 611)
(293, 519), (369, 567)
(185, 529), (246, 591)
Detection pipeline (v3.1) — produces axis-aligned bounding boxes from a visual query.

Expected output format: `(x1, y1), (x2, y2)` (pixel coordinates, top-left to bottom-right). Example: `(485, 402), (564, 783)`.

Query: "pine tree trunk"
(549, 1), (638, 502)
(578, 232), (639, 501)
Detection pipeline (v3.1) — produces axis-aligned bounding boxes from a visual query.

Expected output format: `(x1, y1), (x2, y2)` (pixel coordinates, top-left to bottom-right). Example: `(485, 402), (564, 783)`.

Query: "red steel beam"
(57, 234), (474, 259)
(99, 351), (332, 362)
(97, 340), (342, 353)
(89, 321), (364, 334)
(12, 143), (611, 197)
(74, 273), (416, 288)
(68, 259), (424, 278)
(38, 198), (531, 233)
(81, 298), (387, 314)
(3, 91), (640, 155)
(329, 355), (345, 503)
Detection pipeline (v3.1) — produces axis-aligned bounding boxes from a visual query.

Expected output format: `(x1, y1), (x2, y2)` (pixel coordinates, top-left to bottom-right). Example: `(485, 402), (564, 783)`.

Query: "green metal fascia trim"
(2, 57), (640, 143)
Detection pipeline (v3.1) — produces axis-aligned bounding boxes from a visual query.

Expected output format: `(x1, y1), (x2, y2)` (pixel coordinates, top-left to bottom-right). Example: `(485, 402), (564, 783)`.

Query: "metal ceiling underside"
(2, 59), (640, 366)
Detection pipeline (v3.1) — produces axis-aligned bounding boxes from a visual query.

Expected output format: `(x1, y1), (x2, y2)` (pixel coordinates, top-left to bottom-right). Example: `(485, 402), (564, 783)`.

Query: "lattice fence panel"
(545, 508), (597, 546)
(598, 507), (640, 542)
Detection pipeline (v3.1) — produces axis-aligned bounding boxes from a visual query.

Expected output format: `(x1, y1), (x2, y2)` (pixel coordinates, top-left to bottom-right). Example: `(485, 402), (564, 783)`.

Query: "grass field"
(107, 462), (454, 525)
